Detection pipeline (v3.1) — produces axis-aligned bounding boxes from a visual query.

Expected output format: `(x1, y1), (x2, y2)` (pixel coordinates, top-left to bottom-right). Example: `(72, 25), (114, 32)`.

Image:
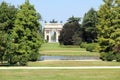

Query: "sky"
(0, 0), (103, 24)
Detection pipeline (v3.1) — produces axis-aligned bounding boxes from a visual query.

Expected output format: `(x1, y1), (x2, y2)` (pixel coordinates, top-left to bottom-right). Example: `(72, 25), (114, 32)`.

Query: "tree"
(0, 2), (17, 63)
(97, 0), (120, 62)
(59, 16), (82, 45)
(10, 0), (42, 65)
(82, 8), (98, 43)
(0, 33), (6, 63)
(111, 0), (120, 61)
(111, 0), (120, 50)
(67, 16), (81, 23)
(97, 0), (114, 52)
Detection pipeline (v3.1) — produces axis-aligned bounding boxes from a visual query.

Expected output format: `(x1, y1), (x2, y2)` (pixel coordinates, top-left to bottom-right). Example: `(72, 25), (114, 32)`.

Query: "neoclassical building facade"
(44, 23), (63, 43)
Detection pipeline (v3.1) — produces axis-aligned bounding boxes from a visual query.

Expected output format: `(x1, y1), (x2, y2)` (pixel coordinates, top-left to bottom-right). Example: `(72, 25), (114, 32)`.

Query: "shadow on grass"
(0, 63), (22, 67)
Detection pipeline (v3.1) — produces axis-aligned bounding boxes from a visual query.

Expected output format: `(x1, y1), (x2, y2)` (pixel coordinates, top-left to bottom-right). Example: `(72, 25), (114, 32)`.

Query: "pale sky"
(0, 0), (103, 23)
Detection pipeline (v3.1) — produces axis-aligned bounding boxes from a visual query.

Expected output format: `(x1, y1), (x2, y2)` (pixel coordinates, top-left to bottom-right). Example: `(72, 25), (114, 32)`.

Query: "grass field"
(28, 61), (120, 67)
(40, 43), (100, 56)
(40, 43), (85, 51)
(1, 69), (120, 80)
(1, 43), (120, 80)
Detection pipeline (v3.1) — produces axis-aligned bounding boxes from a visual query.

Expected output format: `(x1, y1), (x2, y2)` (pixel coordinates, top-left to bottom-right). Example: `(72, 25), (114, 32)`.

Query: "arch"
(47, 35), (49, 42)
(51, 31), (56, 42)
(44, 23), (63, 43)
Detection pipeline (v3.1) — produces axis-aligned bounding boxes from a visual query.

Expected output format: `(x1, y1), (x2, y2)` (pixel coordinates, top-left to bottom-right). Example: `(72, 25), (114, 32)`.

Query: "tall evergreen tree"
(0, 2), (17, 63)
(97, 0), (114, 52)
(82, 8), (98, 43)
(111, 0), (120, 61)
(10, 0), (42, 65)
(97, 0), (120, 61)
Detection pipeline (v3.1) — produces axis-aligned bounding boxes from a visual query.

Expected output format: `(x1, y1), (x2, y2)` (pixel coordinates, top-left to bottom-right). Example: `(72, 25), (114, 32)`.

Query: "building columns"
(44, 23), (62, 43)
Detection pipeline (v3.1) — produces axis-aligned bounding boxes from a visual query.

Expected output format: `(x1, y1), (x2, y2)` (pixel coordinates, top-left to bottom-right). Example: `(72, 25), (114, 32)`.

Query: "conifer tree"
(82, 8), (98, 43)
(97, 0), (120, 61)
(97, 0), (114, 52)
(111, 0), (120, 61)
(0, 2), (17, 63)
(111, 0), (120, 50)
(10, 0), (42, 65)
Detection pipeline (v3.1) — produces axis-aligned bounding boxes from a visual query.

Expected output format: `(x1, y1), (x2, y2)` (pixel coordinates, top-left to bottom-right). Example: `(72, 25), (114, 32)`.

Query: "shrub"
(29, 53), (39, 61)
(86, 44), (96, 52)
(19, 55), (28, 66)
(116, 53), (120, 62)
(105, 52), (115, 61)
(80, 42), (100, 52)
(100, 52), (115, 61)
(80, 42), (87, 48)
(100, 53), (106, 61)
(9, 55), (18, 65)
(86, 43), (99, 52)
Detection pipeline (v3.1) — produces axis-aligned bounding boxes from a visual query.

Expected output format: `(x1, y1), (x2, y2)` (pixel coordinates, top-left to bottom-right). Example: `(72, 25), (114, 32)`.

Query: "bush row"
(100, 52), (120, 62)
(80, 42), (120, 62)
(80, 42), (100, 52)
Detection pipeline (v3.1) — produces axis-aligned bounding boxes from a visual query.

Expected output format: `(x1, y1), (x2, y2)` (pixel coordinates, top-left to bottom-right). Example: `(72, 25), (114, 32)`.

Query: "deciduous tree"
(59, 16), (82, 45)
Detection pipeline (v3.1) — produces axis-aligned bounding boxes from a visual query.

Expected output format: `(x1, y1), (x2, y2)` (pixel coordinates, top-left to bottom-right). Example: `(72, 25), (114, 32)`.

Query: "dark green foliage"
(80, 42), (87, 48)
(86, 44), (96, 52)
(80, 43), (99, 52)
(19, 55), (28, 66)
(59, 16), (82, 45)
(29, 50), (40, 61)
(67, 16), (81, 23)
(9, 55), (18, 65)
(82, 8), (98, 43)
(0, 33), (6, 63)
(0, 2), (17, 32)
(116, 54), (120, 62)
(105, 52), (115, 61)
(100, 53), (106, 61)
(0, 2), (17, 63)
(100, 52), (115, 61)
(72, 32), (82, 45)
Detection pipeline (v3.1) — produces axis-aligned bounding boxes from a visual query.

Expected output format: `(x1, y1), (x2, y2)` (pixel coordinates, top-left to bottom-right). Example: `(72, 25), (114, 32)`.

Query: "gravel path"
(0, 66), (120, 69)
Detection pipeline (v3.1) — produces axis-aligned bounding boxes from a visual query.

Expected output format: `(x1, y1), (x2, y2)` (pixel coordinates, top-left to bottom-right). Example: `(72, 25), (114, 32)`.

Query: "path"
(0, 66), (120, 69)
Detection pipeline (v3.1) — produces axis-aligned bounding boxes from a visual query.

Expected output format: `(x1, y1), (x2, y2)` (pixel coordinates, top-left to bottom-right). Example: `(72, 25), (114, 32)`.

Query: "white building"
(44, 23), (63, 43)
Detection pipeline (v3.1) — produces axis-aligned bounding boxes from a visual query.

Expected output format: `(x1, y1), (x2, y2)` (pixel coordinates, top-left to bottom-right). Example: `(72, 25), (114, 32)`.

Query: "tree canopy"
(0, 2), (17, 63)
(59, 16), (82, 45)
(0, 0), (43, 65)
(97, 0), (120, 61)
(82, 8), (98, 43)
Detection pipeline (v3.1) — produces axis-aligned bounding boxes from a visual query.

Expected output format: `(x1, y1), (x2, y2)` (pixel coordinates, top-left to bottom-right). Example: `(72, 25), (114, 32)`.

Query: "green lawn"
(40, 43), (85, 51)
(1, 43), (120, 80)
(40, 43), (99, 56)
(0, 69), (120, 80)
(28, 61), (120, 67)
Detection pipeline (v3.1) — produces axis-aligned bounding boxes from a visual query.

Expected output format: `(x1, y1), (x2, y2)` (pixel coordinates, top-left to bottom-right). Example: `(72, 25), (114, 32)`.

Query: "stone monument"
(44, 23), (63, 43)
